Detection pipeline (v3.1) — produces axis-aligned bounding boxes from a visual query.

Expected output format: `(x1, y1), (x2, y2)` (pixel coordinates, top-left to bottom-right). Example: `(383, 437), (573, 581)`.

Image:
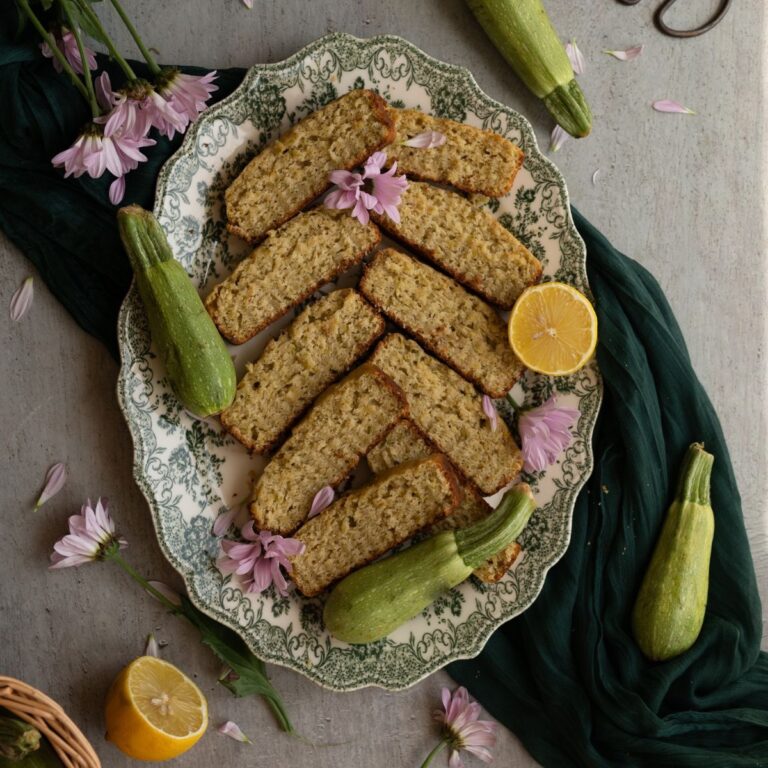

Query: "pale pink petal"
(10, 277), (34, 321)
(448, 751), (464, 768)
(329, 169), (362, 188)
(549, 124), (569, 153)
(482, 395), (498, 432)
(240, 520), (260, 542)
(95, 71), (115, 111)
(218, 721), (251, 743)
(652, 100), (696, 115)
(147, 580), (182, 606)
(565, 40), (585, 76)
(403, 130), (446, 149)
(441, 687), (452, 713)
(308, 486), (335, 519)
(109, 176), (126, 205)
(35, 462), (67, 509)
(464, 745), (494, 763)
(213, 506), (239, 536)
(604, 45), (644, 61)
(145, 633), (159, 657)
(351, 197), (371, 225)
(248, 559), (273, 593)
(363, 151), (387, 177)
(324, 187), (358, 211)
(592, 169), (600, 185)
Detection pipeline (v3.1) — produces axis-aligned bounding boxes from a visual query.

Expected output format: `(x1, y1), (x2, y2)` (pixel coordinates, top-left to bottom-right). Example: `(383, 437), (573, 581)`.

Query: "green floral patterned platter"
(117, 33), (602, 691)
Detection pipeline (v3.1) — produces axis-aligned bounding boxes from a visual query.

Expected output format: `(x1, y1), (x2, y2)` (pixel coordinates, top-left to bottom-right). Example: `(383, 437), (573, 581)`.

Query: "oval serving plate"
(117, 32), (602, 691)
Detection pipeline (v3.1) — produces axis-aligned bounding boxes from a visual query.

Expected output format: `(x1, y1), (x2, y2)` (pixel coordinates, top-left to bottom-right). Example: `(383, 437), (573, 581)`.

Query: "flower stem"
(59, 2), (100, 118)
(419, 739), (447, 768)
(108, 552), (181, 613)
(108, 0), (161, 76)
(74, 0), (137, 80)
(17, 0), (91, 104)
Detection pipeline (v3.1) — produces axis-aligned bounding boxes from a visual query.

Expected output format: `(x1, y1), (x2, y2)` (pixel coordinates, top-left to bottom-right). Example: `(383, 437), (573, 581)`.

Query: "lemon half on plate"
(508, 282), (598, 376)
(105, 656), (208, 761)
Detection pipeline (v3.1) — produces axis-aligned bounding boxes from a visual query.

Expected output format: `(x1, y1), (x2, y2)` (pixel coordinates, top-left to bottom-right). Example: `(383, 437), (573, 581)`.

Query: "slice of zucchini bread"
(205, 208), (380, 345)
(225, 89), (395, 243)
(221, 289), (385, 453)
(249, 364), (407, 535)
(371, 181), (541, 308)
(385, 109), (523, 197)
(370, 333), (522, 495)
(367, 421), (521, 583)
(291, 454), (460, 597)
(359, 248), (524, 397)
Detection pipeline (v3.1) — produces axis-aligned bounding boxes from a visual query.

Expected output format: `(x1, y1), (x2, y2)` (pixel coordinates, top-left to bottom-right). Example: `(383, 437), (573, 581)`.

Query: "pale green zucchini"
(465, 0), (592, 138)
(632, 443), (715, 661)
(118, 206), (236, 417)
(323, 484), (536, 644)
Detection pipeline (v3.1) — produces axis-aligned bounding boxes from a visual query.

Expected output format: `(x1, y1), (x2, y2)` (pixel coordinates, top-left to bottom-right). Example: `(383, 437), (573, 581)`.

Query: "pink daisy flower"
(40, 27), (97, 75)
(218, 521), (304, 596)
(324, 150), (408, 225)
(518, 396), (580, 472)
(156, 68), (219, 139)
(49, 498), (127, 569)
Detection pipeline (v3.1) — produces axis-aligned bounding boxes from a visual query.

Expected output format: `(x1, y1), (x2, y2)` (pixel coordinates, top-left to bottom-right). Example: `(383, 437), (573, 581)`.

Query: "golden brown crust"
(225, 90), (395, 245)
(473, 542), (522, 583)
(359, 249), (523, 397)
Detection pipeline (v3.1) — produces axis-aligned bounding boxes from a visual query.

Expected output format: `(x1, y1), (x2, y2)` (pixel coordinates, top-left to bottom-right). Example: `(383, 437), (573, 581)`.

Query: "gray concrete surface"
(1, 1), (766, 766)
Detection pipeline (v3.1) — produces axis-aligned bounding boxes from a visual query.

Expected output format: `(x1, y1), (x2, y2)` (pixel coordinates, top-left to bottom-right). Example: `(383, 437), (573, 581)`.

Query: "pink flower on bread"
(324, 151), (408, 225)
(218, 521), (305, 596)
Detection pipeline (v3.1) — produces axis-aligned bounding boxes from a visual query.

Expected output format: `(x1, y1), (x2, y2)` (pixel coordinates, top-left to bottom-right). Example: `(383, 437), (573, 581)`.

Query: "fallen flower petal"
(482, 395), (498, 432)
(549, 124), (569, 153)
(604, 45), (644, 62)
(592, 169), (600, 185)
(404, 130), (446, 149)
(308, 486), (335, 519)
(35, 462), (67, 509)
(652, 100), (696, 115)
(145, 633), (159, 657)
(241, 0), (254, 7)
(10, 277), (34, 322)
(218, 720), (251, 743)
(213, 506), (240, 537)
(565, 39), (585, 76)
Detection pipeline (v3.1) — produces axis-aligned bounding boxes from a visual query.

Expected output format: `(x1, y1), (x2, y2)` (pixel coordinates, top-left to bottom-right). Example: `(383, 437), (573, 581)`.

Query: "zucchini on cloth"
(118, 206), (236, 417)
(465, 0), (592, 138)
(324, 484), (535, 644)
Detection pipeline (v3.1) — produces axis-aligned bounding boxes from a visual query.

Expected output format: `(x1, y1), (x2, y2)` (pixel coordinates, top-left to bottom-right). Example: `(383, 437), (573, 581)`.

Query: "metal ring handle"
(655, 0), (733, 37)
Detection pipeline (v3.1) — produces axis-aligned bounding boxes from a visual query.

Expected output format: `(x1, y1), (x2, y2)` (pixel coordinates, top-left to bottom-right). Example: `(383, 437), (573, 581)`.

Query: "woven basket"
(0, 677), (100, 768)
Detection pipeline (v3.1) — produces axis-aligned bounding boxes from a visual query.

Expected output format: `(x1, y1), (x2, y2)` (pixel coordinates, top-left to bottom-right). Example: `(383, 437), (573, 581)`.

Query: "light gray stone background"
(1, 1), (765, 766)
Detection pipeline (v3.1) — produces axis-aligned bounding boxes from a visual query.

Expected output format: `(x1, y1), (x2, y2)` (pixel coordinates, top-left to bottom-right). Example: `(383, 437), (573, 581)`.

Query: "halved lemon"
(508, 282), (598, 376)
(105, 656), (208, 761)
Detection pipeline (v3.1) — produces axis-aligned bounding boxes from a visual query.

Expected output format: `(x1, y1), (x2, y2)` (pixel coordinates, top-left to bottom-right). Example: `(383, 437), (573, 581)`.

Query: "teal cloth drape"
(2, 10), (766, 766)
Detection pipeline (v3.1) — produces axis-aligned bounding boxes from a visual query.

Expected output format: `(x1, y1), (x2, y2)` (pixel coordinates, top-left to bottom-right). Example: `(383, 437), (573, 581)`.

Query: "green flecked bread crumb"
(225, 89), (395, 243)
(368, 421), (521, 583)
(221, 289), (385, 453)
(249, 363), (408, 535)
(372, 181), (541, 308)
(291, 454), (460, 597)
(205, 207), (380, 345)
(371, 333), (522, 495)
(386, 108), (524, 197)
(360, 248), (524, 397)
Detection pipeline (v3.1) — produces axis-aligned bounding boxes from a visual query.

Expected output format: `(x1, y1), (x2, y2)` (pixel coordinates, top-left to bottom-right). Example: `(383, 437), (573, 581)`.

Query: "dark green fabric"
(2, 13), (766, 766)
